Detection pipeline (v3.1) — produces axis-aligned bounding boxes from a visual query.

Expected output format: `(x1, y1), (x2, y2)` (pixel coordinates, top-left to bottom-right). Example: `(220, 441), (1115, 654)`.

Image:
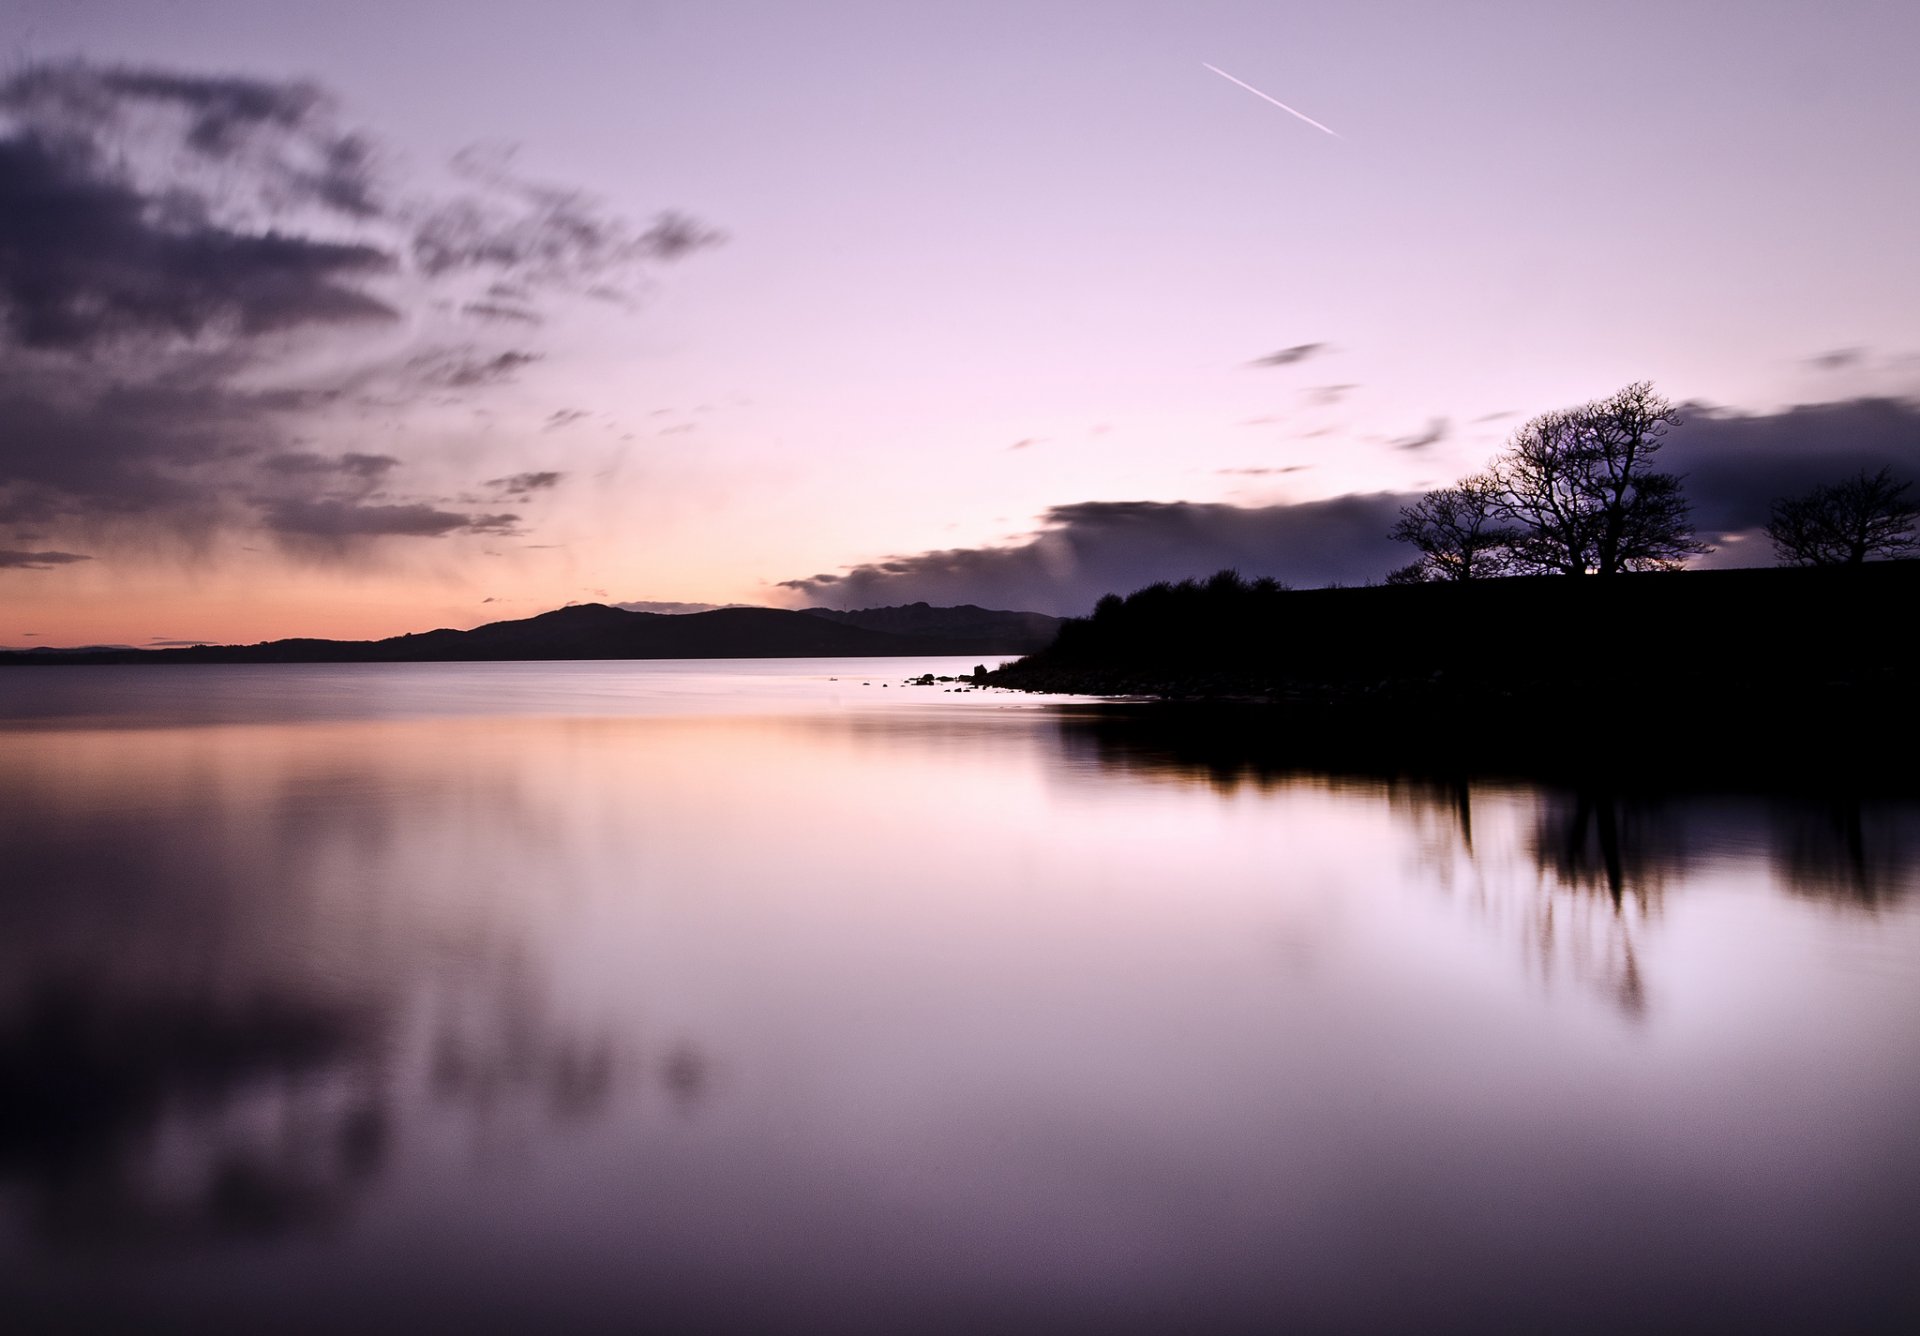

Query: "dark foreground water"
(2, 661), (1916, 1334)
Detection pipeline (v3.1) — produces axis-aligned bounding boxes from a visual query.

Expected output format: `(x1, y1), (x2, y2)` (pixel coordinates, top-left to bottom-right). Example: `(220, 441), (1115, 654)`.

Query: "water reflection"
(1057, 705), (1920, 907)
(1058, 706), (1920, 1019)
(2, 675), (1916, 1333)
(0, 722), (650, 1253)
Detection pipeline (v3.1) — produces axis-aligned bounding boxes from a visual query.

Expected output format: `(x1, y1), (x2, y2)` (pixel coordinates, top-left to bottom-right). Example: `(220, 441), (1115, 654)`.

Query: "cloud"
(262, 499), (519, 543)
(461, 301), (542, 325)
(0, 548), (92, 569)
(1390, 417), (1450, 451)
(486, 471), (564, 495)
(544, 409), (590, 430)
(407, 348), (541, 389)
(0, 64), (403, 351)
(413, 145), (723, 288)
(260, 452), (401, 478)
(1808, 348), (1864, 372)
(1008, 437), (1044, 451)
(0, 60), (718, 565)
(0, 131), (396, 350)
(1669, 396), (1920, 539)
(1307, 384), (1357, 407)
(779, 495), (1411, 615)
(1249, 343), (1328, 368)
(1217, 465), (1309, 476)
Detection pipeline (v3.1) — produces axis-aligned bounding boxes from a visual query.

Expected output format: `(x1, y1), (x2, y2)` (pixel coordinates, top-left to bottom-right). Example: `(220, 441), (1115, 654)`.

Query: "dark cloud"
(407, 348), (541, 389)
(0, 60), (718, 564)
(0, 548), (92, 569)
(486, 471), (564, 495)
(1671, 397), (1920, 539)
(461, 301), (542, 325)
(1008, 437), (1044, 451)
(779, 495), (1411, 616)
(260, 452), (400, 478)
(0, 131), (396, 350)
(1808, 348), (1864, 372)
(1249, 343), (1328, 368)
(0, 374), (265, 526)
(544, 409), (589, 430)
(1217, 466), (1309, 476)
(263, 499), (519, 542)
(2, 63), (381, 216)
(1391, 417), (1450, 451)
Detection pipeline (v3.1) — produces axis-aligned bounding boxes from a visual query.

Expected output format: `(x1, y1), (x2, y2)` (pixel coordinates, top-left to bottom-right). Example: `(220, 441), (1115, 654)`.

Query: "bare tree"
(1490, 408), (1595, 576)
(1492, 382), (1708, 575)
(1766, 467), (1919, 565)
(1387, 473), (1515, 580)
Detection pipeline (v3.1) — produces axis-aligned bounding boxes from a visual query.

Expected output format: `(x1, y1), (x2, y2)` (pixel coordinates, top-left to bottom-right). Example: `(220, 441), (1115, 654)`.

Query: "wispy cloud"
(1807, 347), (1864, 372)
(1249, 342), (1329, 369)
(1390, 417), (1450, 451)
(486, 471), (565, 496)
(0, 548), (93, 570)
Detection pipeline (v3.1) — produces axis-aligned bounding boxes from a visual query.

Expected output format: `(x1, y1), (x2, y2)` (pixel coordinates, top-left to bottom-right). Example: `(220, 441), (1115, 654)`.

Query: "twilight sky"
(4, 0), (1919, 644)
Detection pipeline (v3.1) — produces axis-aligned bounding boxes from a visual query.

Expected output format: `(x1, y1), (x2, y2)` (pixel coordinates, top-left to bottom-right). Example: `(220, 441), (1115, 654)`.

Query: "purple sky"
(5, 0), (1919, 641)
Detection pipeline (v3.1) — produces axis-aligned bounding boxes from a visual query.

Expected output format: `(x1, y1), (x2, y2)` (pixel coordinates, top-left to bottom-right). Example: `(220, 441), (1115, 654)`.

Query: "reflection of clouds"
(0, 721), (687, 1251)
(0, 981), (388, 1246)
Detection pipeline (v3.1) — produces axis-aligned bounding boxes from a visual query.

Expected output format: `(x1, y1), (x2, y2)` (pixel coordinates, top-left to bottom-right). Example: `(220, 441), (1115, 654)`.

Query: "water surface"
(2, 661), (1916, 1333)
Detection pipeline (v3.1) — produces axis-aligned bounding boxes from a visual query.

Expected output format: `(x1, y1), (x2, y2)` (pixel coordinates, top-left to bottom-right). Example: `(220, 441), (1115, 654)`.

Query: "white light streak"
(1202, 62), (1341, 139)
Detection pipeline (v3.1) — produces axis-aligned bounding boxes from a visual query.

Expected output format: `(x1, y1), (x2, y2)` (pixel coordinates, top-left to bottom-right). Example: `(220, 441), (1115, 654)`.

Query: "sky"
(3, 0), (1919, 645)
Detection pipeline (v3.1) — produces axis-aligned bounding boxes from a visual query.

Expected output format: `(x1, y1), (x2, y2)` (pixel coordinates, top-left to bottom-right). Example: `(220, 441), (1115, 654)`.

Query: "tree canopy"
(1389, 382), (1707, 580)
(1386, 474), (1515, 581)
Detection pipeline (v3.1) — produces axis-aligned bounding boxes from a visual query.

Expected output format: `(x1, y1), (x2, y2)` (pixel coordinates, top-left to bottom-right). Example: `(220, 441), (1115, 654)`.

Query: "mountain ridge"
(0, 602), (1061, 665)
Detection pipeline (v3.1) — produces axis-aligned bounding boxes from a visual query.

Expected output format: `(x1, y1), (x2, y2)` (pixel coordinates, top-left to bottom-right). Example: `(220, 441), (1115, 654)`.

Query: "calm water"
(2, 661), (1916, 1334)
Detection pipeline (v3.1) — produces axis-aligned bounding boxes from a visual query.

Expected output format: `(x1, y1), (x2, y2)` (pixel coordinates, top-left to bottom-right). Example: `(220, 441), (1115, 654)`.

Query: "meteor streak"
(1202, 62), (1340, 138)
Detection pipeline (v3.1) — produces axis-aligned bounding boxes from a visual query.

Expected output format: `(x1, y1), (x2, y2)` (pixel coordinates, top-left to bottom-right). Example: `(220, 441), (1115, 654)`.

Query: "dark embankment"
(0, 603), (1052, 666)
(987, 563), (1920, 786)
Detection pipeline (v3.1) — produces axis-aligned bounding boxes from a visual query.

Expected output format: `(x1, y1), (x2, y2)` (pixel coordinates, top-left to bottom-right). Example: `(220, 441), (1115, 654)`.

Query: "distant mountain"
(802, 602), (1060, 651)
(0, 603), (1060, 666)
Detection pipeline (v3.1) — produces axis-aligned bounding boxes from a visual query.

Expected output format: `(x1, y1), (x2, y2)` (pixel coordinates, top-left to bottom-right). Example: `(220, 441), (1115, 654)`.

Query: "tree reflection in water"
(1056, 705), (1918, 1018)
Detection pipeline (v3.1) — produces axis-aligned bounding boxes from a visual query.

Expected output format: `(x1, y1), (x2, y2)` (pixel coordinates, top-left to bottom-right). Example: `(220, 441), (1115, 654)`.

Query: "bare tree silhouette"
(1493, 382), (1707, 575)
(1766, 467), (1919, 566)
(1386, 473), (1516, 581)
(1389, 383), (1707, 580)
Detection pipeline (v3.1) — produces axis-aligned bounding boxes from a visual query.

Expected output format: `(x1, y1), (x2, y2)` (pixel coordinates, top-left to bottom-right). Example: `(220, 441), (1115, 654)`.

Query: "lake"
(2, 661), (1916, 1333)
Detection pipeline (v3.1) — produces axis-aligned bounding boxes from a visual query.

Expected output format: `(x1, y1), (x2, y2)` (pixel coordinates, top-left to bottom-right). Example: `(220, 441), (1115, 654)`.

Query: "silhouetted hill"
(0, 603), (1042, 666)
(802, 601), (1059, 652)
(985, 564), (1920, 780)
